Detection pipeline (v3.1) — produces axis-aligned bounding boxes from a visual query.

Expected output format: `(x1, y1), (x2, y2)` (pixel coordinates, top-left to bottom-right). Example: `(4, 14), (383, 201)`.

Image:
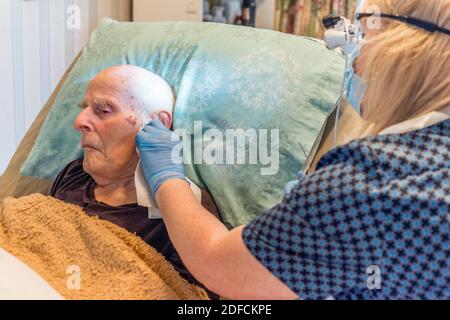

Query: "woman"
(136, 0), (450, 299)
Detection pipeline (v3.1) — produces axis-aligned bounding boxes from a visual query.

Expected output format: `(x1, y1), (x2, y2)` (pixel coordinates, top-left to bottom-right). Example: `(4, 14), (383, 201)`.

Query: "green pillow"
(21, 18), (344, 228)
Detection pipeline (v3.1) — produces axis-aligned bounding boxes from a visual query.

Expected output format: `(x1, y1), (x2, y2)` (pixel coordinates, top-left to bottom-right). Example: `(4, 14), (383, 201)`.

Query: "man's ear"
(156, 111), (172, 128)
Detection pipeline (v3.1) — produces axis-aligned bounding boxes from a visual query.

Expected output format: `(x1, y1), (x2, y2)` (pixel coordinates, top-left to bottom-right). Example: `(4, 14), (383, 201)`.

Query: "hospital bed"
(0, 20), (368, 299)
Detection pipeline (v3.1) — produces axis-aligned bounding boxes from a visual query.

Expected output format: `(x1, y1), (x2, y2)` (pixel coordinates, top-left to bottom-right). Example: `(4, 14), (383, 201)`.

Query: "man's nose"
(74, 107), (95, 133)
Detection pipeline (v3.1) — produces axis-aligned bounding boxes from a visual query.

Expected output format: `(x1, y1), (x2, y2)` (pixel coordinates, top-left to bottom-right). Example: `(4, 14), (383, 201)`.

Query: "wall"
(0, 0), (131, 175)
(255, 0), (276, 30)
(133, 0), (202, 22)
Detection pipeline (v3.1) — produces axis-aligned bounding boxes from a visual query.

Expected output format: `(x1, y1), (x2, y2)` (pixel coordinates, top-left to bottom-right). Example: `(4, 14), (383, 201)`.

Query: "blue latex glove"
(136, 119), (186, 198)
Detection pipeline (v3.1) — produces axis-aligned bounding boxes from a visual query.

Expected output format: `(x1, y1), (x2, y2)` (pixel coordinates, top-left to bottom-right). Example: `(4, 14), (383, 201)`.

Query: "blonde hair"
(360, 0), (450, 133)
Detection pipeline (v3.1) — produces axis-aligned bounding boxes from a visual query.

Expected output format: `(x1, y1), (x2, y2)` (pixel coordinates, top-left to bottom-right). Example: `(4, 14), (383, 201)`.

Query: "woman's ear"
(156, 111), (172, 128)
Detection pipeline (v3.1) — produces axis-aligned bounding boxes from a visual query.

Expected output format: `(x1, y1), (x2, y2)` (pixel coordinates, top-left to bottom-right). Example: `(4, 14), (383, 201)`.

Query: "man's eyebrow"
(79, 101), (88, 109)
(93, 97), (115, 108)
(79, 98), (117, 110)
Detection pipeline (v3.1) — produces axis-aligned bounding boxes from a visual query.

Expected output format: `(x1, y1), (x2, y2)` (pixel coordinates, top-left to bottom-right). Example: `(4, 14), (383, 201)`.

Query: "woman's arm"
(136, 120), (297, 299)
(156, 179), (298, 300)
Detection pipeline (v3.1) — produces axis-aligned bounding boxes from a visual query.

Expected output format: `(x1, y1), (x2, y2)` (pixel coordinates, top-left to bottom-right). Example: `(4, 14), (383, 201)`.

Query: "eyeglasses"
(356, 12), (450, 36)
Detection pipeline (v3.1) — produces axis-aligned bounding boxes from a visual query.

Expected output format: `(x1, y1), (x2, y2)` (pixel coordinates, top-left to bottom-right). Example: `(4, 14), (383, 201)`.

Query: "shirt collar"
(378, 106), (450, 136)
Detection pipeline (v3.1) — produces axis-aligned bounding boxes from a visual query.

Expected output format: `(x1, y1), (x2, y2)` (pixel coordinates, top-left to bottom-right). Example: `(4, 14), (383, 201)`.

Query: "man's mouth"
(82, 143), (100, 152)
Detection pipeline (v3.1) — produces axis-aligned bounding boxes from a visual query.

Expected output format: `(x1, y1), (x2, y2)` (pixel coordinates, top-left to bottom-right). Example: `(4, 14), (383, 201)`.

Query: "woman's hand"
(135, 119), (185, 198)
(137, 120), (297, 299)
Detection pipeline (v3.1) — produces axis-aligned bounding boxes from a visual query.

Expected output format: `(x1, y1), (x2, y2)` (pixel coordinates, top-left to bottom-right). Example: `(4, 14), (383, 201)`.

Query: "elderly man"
(50, 65), (219, 298)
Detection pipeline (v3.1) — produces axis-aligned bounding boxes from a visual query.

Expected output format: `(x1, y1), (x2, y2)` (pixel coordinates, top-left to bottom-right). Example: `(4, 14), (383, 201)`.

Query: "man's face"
(74, 73), (141, 181)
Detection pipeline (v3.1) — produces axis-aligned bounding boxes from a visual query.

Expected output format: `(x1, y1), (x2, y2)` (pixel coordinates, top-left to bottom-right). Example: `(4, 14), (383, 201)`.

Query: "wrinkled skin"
(74, 65), (172, 206)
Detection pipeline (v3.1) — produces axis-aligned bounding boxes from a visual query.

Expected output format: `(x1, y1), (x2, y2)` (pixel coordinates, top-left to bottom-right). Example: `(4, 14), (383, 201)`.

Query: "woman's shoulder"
(317, 120), (450, 173)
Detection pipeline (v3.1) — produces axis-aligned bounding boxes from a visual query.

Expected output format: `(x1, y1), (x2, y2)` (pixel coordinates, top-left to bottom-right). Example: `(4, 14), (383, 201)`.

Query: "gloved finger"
(135, 129), (158, 146)
(137, 128), (172, 145)
(142, 119), (167, 132)
(136, 130), (171, 147)
(135, 131), (147, 148)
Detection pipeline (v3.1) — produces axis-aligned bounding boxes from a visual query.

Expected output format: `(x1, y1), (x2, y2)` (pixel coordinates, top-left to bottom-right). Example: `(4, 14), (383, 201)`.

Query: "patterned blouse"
(243, 119), (450, 299)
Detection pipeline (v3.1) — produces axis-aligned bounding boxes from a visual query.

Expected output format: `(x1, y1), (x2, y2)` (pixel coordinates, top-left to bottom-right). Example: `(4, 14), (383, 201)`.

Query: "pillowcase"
(20, 19), (345, 227)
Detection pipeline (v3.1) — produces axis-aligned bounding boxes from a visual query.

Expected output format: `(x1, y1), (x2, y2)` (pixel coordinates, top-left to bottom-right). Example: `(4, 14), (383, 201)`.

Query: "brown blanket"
(0, 194), (208, 300)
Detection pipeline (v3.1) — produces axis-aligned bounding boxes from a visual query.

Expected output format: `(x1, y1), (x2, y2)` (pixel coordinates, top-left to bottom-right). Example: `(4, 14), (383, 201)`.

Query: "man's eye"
(98, 107), (113, 116)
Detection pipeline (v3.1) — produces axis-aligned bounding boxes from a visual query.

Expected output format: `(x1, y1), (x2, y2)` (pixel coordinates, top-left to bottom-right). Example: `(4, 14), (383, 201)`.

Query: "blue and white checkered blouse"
(243, 119), (450, 300)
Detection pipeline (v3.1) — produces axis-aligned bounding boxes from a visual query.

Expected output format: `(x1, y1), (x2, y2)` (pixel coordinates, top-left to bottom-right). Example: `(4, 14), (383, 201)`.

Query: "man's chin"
(82, 157), (101, 179)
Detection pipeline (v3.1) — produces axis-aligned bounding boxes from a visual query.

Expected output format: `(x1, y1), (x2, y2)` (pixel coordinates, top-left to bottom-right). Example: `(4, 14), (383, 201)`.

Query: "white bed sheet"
(0, 248), (63, 300)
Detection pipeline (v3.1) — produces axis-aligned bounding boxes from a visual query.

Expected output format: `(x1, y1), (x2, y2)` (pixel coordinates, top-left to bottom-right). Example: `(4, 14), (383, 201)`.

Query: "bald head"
(89, 65), (174, 126)
(74, 65), (174, 184)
